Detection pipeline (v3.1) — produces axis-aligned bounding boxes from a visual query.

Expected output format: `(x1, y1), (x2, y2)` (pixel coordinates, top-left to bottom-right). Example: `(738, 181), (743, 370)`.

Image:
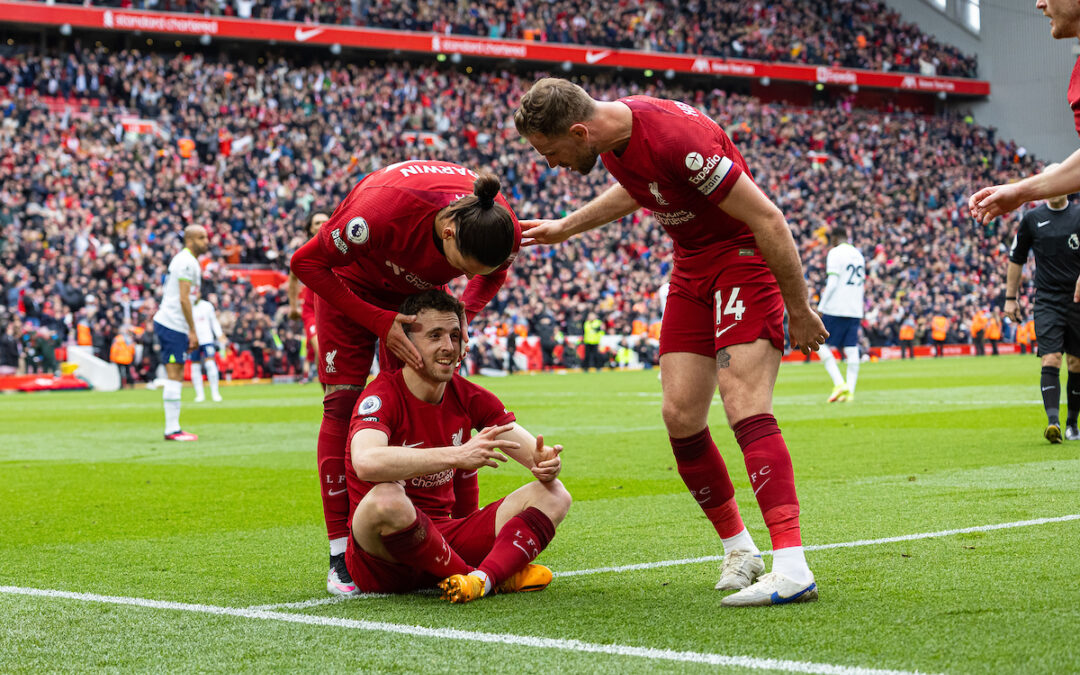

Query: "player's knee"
(361, 483), (414, 530)
(662, 400), (705, 437)
(1041, 352), (1063, 369)
(522, 480), (572, 524)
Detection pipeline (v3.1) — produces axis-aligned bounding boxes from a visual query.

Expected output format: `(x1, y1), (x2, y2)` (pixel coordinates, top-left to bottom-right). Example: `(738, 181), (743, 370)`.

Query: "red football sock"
(450, 470), (480, 518)
(733, 414), (802, 549)
(477, 507), (555, 585)
(670, 426), (744, 539)
(318, 389), (361, 542)
(380, 509), (471, 578)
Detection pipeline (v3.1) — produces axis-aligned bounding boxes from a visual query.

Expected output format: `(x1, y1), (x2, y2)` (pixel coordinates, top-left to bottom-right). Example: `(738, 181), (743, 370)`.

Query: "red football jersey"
(291, 160), (521, 338)
(345, 370), (516, 519)
(1069, 56), (1080, 139)
(601, 96), (775, 284)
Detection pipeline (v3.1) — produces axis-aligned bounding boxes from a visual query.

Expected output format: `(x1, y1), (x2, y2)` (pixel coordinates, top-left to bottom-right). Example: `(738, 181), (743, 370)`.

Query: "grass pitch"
(1, 355), (1078, 674)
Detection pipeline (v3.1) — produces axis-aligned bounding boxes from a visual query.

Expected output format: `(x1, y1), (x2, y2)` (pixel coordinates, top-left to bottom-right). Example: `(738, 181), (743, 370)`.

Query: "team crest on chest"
(452, 427), (464, 446)
(649, 181), (669, 206)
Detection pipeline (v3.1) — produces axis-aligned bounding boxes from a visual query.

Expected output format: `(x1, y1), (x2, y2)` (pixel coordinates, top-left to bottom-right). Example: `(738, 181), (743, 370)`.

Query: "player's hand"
(288, 305), (302, 321)
(1074, 275), (1080, 303)
(520, 218), (572, 246)
(455, 424), (517, 470)
(787, 307), (829, 355)
(384, 313), (422, 370)
(187, 330), (199, 350)
(968, 184), (1023, 225)
(1004, 298), (1021, 322)
(530, 433), (562, 483)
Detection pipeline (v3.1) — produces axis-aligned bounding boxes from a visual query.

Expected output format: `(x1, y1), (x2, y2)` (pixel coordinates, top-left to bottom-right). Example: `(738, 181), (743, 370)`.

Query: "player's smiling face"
(1038, 0), (1080, 38)
(407, 309), (462, 383)
(527, 130), (599, 175)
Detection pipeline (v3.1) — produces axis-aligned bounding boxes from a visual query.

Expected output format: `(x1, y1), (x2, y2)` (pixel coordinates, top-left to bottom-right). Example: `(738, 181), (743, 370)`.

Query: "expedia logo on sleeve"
(331, 229), (349, 255)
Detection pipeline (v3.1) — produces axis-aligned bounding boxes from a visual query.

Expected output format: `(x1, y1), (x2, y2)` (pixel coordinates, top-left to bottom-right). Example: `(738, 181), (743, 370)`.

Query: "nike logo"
(1037, 220), (1050, 228)
(327, 488), (347, 496)
(403, 441), (423, 448)
(458, 470), (478, 479)
(770, 582), (817, 605)
(1042, 386), (1055, 391)
(584, 50), (611, 64)
(294, 27), (324, 42)
(715, 324), (736, 339)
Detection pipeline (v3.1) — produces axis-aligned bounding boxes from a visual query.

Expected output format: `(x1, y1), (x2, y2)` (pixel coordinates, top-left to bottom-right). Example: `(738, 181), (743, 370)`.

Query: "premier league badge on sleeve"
(358, 395), (382, 415)
(346, 217), (369, 245)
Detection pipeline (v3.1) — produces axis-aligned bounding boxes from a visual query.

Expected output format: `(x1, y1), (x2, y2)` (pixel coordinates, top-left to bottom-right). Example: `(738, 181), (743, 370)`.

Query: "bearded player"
(515, 78), (827, 606)
(290, 161), (521, 595)
(346, 289), (570, 602)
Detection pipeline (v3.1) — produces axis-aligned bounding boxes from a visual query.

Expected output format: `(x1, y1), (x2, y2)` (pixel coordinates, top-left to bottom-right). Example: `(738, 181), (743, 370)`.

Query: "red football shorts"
(314, 294), (403, 385)
(660, 266), (785, 357)
(346, 498), (505, 594)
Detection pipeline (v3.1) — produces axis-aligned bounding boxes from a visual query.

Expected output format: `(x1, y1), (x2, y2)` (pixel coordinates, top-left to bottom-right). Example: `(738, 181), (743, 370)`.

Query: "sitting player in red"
(345, 289), (571, 602)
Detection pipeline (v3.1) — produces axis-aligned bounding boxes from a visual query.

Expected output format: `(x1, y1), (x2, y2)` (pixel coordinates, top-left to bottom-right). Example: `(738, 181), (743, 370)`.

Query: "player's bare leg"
(659, 352), (763, 592)
(709, 339), (816, 606)
(441, 479), (571, 602)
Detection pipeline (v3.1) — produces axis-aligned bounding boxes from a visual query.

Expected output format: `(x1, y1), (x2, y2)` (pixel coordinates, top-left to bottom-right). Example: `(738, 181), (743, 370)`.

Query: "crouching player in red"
(345, 290), (571, 602)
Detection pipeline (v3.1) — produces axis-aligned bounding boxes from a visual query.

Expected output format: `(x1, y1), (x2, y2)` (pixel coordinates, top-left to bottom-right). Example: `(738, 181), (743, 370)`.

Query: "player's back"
(320, 160), (519, 306)
(820, 243), (865, 318)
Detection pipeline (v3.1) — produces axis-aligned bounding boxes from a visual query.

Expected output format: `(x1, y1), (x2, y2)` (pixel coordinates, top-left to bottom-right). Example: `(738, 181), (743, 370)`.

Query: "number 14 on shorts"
(715, 287), (745, 338)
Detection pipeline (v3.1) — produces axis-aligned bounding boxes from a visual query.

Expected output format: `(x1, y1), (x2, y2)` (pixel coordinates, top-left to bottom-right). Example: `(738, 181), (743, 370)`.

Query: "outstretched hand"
(384, 313), (422, 370)
(520, 219), (572, 247)
(530, 433), (563, 483)
(456, 424), (517, 470)
(968, 184), (1023, 225)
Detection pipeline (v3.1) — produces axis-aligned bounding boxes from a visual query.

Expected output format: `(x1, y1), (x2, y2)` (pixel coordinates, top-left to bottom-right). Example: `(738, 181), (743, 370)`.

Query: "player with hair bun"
(291, 161), (521, 596)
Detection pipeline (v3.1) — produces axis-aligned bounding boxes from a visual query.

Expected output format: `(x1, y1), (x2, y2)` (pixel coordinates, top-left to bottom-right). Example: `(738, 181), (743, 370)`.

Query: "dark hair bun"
(473, 173), (500, 209)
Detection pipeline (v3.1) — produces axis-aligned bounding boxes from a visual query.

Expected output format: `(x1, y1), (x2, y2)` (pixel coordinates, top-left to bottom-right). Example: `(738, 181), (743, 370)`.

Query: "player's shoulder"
(355, 373), (401, 416)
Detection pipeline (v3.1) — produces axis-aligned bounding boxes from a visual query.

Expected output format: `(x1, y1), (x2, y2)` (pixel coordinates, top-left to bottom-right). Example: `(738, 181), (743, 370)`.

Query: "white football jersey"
(818, 242), (865, 318)
(152, 248), (202, 333)
(192, 299), (223, 346)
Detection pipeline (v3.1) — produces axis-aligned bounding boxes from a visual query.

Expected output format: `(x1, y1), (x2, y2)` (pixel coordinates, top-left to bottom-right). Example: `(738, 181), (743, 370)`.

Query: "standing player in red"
(288, 211), (330, 384)
(514, 78), (827, 606)
(290, 161), (521, 596)
(346, 289), (570, 602)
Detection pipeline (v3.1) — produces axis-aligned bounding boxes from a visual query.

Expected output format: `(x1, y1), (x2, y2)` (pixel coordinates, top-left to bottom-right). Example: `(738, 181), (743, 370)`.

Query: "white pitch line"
(0, 585), (931, 675)
(246, 594), (388, 611)
(554, 513), (1080, 578)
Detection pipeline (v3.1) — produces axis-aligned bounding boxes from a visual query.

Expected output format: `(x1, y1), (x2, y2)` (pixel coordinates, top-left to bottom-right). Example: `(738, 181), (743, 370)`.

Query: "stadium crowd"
(37, 0), (978, 78)
(0, 45), (1035, 380)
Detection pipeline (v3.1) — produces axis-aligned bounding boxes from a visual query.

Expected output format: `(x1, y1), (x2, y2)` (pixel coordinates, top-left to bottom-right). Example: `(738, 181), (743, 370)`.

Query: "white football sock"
(771, 546), (813, 584)
(191, 362), (204, 399)
(844, 346), (861, 394)
(720, 528), (760, 556)
(329, 536), (348, 557)
(468, 569), (492, 594)
(205, 360), (221, 398)
(163, 379), (182, 434)
(817, 345), (844, 386)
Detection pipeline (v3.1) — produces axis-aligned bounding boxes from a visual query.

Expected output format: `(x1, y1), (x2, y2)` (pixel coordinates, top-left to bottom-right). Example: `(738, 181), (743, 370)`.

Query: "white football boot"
(721, 572), (818, 607)
(714, 549), (765, 591)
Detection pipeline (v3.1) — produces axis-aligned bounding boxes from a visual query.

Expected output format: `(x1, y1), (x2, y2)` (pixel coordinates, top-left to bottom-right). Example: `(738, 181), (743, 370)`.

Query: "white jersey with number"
(818, 242), (865, 318)
(192, 299), (223, 346)
(152, 248), (202, 333)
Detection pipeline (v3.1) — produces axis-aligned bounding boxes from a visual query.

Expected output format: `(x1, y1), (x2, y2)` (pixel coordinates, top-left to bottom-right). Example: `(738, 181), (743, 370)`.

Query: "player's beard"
(574, 147), (599, 175)
(423, 352), (458, 383)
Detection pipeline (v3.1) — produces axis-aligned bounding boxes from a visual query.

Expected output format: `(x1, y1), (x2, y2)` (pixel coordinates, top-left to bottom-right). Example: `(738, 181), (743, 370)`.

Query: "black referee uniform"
(1009, 201), (1080, 437)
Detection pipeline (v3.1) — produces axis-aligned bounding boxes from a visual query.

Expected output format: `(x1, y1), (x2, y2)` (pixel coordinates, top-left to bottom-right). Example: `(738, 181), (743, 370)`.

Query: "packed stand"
(35, 0), (978, 78)
(0, 47), (1034, 379)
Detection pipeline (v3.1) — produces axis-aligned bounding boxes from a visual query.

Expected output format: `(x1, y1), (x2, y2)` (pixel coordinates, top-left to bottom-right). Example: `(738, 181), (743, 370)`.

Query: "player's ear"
(568, 123), (588, 141)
